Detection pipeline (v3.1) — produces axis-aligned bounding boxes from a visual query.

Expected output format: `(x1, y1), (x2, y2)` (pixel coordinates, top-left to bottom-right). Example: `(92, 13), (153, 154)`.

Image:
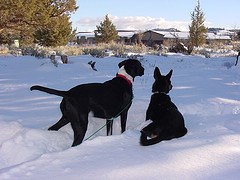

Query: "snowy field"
(0, 53), (240, 179)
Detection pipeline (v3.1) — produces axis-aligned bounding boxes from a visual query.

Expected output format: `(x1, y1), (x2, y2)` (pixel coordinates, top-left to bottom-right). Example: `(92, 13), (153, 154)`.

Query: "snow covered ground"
(0, 53), (240, 179)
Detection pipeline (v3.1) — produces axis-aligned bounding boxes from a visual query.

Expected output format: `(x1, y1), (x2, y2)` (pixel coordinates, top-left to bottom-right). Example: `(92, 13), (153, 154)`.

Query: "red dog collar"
(116, 74), (132, 85)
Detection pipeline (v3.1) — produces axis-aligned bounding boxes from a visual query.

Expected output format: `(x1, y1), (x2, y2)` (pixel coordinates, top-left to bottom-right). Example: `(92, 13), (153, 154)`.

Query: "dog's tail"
(30, 85), (67, 97)
(140, 128), (187, 146)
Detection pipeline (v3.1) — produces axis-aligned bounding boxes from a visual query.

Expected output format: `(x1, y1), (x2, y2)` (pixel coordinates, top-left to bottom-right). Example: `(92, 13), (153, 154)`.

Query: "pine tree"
(94, 15), (118, 43)
(189, 0), (207, 47)
(34, 15), (76, 47)
(0, 0), (78, 46)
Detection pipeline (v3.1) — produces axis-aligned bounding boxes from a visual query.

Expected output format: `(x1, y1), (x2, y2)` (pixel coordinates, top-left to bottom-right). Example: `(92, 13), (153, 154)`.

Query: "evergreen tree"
(237, 31), (240, 40)
(34, 15), (76, 46)
(0, 0), (78, 46)
(95, 15), (118, 43)
(0, 0), (38, 45)
(189, 0), (207, 47)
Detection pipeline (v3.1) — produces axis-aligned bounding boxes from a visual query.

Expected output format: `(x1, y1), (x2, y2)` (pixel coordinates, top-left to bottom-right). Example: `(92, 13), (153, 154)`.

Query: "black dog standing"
(31, 59), (144, 146)
(140, 67), (187, 146)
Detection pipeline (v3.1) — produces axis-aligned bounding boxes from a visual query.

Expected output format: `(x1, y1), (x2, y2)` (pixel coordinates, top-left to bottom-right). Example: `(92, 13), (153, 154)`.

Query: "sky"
(70, 0), (239, 32)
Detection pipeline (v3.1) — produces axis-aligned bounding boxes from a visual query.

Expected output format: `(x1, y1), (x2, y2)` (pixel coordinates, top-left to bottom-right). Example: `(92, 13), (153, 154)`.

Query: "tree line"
(0, 0), (208, 49)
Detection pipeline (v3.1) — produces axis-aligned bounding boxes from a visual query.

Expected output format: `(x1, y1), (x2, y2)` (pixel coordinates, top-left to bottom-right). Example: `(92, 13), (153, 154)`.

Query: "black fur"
(140, 67), (187, 146)
(88, 61), (97, 71)
(235, 51), (240, 66)
(31, 59), (144, 146)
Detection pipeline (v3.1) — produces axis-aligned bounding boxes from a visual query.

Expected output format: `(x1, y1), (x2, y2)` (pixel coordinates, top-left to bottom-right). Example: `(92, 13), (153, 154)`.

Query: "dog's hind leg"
(140, 131), (165, 146)
(71, 113), (88, 146)
(48, 116), (69, 131)
(48, 99), (70, 131)
(65, 99), (89, 147)
(174, 127), (188, 138)
(140, 128), (181, 146)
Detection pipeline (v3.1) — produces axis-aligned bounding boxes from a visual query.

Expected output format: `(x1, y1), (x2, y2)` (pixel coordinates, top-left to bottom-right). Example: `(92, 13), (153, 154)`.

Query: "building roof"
(76, 29), (231, 40)
(149, 30), (231, 40)
(117, 31), (135, 38)
(76, 31), (137, 38)
(206, 33), (231, 40)
(76, 32), (95, 38)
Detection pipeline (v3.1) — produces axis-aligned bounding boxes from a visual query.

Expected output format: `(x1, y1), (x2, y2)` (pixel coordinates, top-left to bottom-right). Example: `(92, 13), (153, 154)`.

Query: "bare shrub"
(169, 42), (189, 54)
(61, 55), (68, 64)
(0, 45), (9, 55)
(50, 54), (58, 67)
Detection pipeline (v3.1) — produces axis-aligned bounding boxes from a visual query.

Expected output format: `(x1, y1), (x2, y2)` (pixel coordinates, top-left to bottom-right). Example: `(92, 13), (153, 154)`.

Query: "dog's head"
(152, 67), (173, 94)
(118, 59), (144, 79)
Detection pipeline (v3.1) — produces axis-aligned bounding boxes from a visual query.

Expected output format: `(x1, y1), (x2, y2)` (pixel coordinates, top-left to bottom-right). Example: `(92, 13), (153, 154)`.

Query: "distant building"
(76, 32), (95, 44)
(76, 29), (232, 46)
(141, 30), (164, 46)
(76, 30), (136, 45)
(206, 32), (231, 45)
(140, 30), (231, 47)
(117, 30), (136, 44)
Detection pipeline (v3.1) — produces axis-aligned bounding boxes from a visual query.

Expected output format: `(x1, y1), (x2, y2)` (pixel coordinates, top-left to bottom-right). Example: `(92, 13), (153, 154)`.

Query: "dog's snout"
(140, 67), (145, 76)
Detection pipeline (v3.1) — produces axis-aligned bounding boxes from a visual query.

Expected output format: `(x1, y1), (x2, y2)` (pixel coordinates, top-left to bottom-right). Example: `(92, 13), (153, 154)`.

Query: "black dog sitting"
(140, 67), (187, 146)
(31, 59), (144, 146)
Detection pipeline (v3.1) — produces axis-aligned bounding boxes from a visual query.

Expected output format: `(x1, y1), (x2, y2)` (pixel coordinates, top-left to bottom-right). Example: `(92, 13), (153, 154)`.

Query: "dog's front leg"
(106, 119), (113, 136)
(120, 111), (128, 133)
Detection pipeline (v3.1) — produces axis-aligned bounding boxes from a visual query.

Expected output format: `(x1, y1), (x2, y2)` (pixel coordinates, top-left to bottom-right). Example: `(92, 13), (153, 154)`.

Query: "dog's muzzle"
(139, 67), (144, 76)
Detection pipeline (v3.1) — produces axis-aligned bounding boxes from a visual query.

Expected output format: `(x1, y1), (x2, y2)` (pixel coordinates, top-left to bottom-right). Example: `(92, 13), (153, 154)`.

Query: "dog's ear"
(166, 69), (173, 79)
(118, 60), (127, 68)
(154, 67), (161, 79)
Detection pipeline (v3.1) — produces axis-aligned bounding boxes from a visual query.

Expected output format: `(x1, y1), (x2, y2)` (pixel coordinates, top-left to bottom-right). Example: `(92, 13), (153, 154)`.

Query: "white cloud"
(76, 15), (191, 32)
